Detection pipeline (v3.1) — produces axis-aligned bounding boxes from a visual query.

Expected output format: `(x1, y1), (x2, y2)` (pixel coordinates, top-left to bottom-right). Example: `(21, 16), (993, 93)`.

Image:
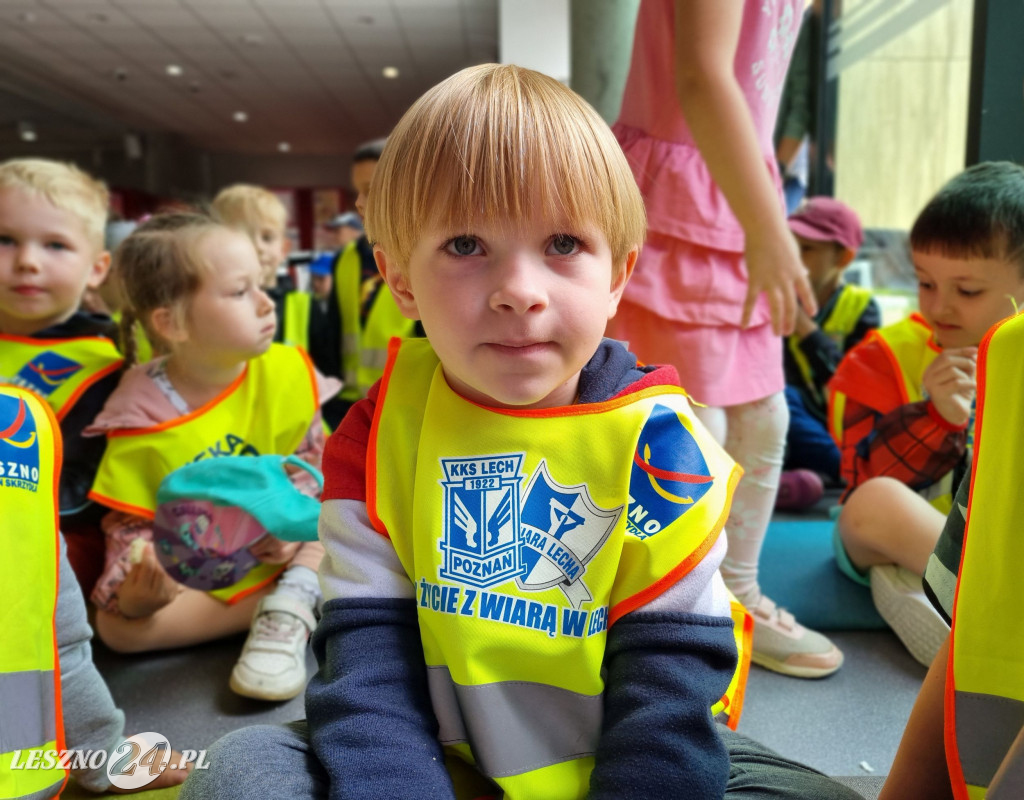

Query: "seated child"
(0, 158), (123, 594)
(830, 161), (1024, 665)
(84, 212), (340, 702)
(180, 64), (862, 800)
(1, 384), (190, 796)
(881, 309), (1024, 800)
(778, 197), (878, 508)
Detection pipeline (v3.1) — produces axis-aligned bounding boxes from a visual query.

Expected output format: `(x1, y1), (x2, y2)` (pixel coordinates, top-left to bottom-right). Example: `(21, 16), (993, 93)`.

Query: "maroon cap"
(788, 197), (864, 252)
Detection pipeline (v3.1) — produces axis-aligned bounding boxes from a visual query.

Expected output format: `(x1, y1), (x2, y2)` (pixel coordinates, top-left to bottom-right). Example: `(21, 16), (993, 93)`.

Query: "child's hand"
(116, 544), (182, 619)
(743, 226), (817, 335)
(922, 347), (977, 427)
(106, 748), (192, 793)
(248, 535), (301, 564)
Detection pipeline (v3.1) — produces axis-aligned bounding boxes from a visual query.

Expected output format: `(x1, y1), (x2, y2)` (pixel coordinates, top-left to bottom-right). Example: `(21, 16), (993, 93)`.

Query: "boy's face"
(794, 234), (850, 294)
(254, 223), (288, 288)
(913, 249), (1024, 349)
(310, 272), (333, 300)
(0, 186), (109, 336)
(377, 213), (636, 410)
(352, 159), (377, 221)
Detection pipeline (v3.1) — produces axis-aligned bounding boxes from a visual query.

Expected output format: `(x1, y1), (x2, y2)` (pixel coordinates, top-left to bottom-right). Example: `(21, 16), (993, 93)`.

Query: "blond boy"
(181, 65), (861, 800)
(0, 159), (122, 577)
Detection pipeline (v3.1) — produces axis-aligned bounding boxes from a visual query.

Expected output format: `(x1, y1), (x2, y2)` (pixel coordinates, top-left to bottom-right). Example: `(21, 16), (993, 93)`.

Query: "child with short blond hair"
(85, 212), (340, 702)
(0, 158), (124, 591)
(211, 183), (289, 288)
(181, 64), (860, 800)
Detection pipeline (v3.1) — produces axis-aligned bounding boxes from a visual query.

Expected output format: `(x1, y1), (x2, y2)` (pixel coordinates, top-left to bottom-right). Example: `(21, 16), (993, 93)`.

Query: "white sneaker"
(870, 564), (949, 667)
(230, 594), (317, 701)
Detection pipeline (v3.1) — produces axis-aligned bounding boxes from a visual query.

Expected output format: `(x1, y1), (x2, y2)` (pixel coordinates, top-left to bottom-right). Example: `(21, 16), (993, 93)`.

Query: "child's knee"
(839, 477), (911, 545)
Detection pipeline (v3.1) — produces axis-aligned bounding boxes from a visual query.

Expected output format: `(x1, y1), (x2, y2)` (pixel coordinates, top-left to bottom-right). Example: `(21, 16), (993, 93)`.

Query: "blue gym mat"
(758, 520), (886, 631)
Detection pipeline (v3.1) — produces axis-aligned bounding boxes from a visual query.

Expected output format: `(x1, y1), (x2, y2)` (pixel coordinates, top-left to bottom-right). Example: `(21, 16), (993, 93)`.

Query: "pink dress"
(610, 0), (802, 406)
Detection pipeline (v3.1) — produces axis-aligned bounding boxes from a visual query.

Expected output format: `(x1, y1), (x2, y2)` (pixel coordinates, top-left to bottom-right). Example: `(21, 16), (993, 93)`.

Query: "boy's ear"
(607, 247), (639, 318)
(86, 250), (112, 290)
(149, 306), (189, 345)
(836, 247), (857, 269)
(375, 247), (421, 320)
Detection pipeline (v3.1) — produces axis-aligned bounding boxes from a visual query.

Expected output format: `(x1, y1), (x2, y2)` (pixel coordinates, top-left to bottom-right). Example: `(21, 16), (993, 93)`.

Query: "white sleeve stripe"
(318, 499), (415, 601)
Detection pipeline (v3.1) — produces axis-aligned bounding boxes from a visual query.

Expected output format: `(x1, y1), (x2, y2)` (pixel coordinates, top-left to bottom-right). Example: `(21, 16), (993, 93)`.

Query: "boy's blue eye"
(958, 288), (981, 297)
(549, 234), (580, 256)
(447, 236), (480, 256)
(46, 241), (69, 251)
(0, 235), (14, 246)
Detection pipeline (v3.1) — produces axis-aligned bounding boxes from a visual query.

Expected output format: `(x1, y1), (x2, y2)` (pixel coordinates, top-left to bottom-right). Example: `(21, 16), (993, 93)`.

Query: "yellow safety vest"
(946, 312), (1024, 800)
(281, 292), (312, 351)
(89, 345), (318, 604)
(786, 284), (874, 407)
(0, 387), (67, 799)
(834, 313), (970, 515)
(0, 334), (123, 421)
(333, 243), (417, 401)
(369, 339), (747, 799)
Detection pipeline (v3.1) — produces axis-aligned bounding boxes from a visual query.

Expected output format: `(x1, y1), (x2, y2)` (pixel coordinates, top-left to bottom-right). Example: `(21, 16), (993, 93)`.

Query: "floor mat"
(758, 520), (886, 630)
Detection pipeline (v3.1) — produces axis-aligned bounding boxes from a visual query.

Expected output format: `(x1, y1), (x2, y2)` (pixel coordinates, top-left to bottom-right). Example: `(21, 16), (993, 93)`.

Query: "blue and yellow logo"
(16, 351), (84, 397)
(0, 394), (41, 492)
(627, 403), (714, 539)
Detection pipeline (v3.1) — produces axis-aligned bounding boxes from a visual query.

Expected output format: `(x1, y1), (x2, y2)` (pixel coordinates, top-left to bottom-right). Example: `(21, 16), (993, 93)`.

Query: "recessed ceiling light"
(233, 111), (249, 123)
(18, 122), (37, 142)
(278, 142), (291, 153)
(382, 66), (399, 79)
(165, 64), (183, 77)
(189, 81), (201, 94)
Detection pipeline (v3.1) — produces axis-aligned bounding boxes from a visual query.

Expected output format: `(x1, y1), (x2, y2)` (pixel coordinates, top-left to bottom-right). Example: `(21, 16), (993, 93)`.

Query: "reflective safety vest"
(833, 313), (968, 515)
(0, 334), (123, 421)
(946, 312), (1024, 800)
(281, 292), (312, 351)
(786, 284), (874, 408)
(368, 339), (748, 799)
(0, 386), (67, 799)
(333, 242), (416, 401)
(89, 345), (319, 603)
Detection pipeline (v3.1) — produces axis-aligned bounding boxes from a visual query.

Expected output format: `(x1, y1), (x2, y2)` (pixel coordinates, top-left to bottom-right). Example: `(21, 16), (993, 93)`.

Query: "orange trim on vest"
(37, 393), (69, 780)
(84, 491), (158, 520)
(365, 338), (403, 539)
(609, 462), (743, 626)
(729, 605), (755, 731)
(106, 366), (250, 438)
(55, 358), (123, 422)
(221, 567), (286, 605)
(869, 314), (937, 405)
(943, 315), (1004, 799)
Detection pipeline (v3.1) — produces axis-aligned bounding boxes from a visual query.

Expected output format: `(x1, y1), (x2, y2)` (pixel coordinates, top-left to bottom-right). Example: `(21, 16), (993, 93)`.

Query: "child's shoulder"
(84, 360), (177, 434)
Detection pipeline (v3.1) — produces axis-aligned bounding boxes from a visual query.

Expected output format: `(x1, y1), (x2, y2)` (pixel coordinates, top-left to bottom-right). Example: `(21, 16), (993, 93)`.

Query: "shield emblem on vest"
(627, 403), (714, 540)
(17, 351), (83, 397)
(516, 460), (621, 609)
(439, 454), (526, 589)
(0, 394), (41, 491)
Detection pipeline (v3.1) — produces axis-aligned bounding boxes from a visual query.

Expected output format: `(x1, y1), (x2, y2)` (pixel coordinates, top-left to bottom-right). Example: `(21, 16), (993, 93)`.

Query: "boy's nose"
(15, 244), (42, 272)
(489, 255), (548, 314)
(255, 287), (274, 314)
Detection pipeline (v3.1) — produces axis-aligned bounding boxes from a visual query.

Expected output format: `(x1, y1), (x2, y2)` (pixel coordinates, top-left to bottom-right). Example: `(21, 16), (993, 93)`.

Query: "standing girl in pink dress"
(610, 0), (842, 677)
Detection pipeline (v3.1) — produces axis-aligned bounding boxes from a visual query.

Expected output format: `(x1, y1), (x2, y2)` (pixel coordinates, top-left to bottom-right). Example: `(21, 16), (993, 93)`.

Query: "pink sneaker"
(775, 469), (825, 512)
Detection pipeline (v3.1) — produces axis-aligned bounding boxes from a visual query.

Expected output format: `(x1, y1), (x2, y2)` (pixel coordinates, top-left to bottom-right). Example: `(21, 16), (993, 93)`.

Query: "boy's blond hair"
(0, 158), (109, 251)
(211, 184), (287, 237)
(365, 64), (646, 279)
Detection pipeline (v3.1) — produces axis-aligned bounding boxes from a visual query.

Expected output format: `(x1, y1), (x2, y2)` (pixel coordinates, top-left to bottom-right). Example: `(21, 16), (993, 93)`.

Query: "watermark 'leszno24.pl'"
(9, 732), (208, 790)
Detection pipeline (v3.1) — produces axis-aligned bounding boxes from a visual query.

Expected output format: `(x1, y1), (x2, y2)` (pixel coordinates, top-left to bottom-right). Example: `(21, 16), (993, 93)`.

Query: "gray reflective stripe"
(0, 670), (56, 753)
(359, 349), (389, 370)
(428, 666), (601, 778)
(13, 778), (66, 800)
(955, 690), (1024, 787)
(341, 333), (359, 351)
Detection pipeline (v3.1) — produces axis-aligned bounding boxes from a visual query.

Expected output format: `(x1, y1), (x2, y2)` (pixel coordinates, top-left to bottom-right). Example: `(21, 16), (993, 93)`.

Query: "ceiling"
(0, 0), (499, 160)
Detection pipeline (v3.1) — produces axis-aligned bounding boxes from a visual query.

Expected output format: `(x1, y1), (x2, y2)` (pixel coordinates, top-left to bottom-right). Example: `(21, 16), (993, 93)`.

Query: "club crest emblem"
(440, 454), (526, 588)
(0, 394), (41, 491)
(16, 351), (83, 397)
(517, 460), (621, 608)
(627, 403), (715, 539)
